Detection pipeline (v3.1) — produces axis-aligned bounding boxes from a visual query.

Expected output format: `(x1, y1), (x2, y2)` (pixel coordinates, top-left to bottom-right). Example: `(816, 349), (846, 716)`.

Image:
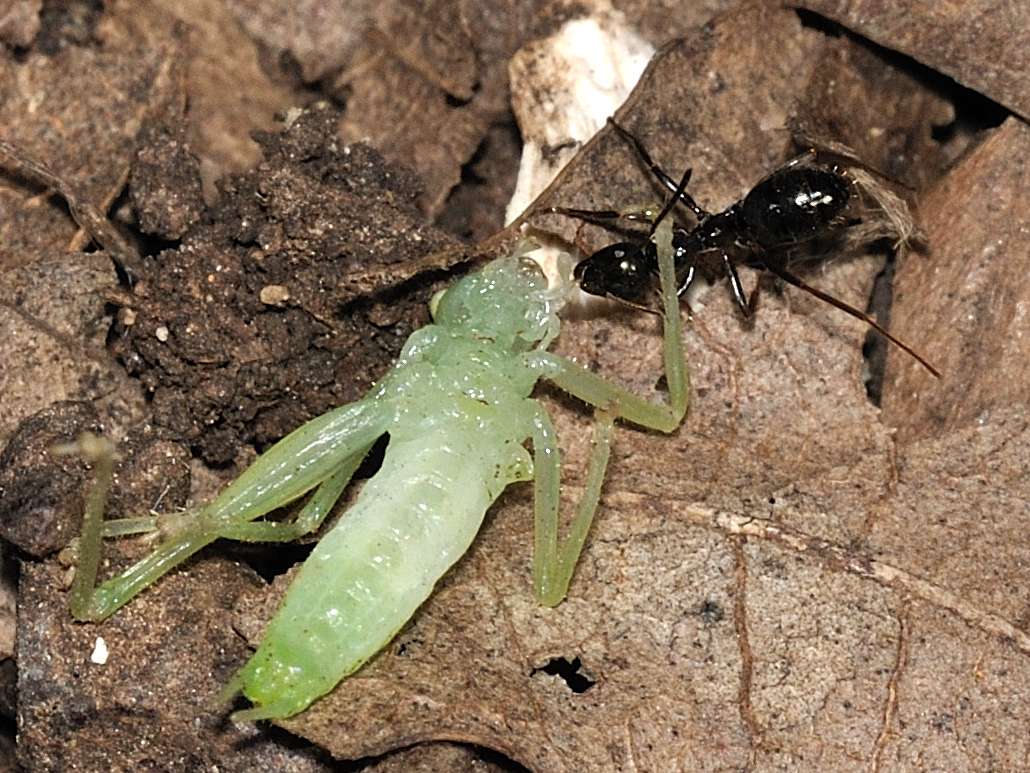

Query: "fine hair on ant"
(548, 118), (940, 378)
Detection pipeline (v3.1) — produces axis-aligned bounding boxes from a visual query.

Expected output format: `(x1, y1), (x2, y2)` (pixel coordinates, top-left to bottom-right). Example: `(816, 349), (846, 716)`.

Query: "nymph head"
(430, 247), (571, 351)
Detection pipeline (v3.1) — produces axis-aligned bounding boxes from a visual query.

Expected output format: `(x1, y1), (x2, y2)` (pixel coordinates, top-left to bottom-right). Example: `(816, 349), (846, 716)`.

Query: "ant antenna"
(604, 294), (662, 317)
(761, 261), (941, 378)
(649, 166), (694, 237)
(608, 119), (709, 219)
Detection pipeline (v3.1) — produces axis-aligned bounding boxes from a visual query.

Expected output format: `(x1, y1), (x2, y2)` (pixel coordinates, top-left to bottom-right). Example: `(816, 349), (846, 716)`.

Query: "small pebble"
(90, 637), (109, 665)
(260, 285), (291, 306)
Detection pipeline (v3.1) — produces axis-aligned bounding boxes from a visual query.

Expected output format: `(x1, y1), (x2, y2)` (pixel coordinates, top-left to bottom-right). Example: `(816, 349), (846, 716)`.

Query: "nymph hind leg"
(523, 220), (689, 605)
(529, 219), (689, 433)
(527, 403), (615, 606)
(64, 399), (387, 621)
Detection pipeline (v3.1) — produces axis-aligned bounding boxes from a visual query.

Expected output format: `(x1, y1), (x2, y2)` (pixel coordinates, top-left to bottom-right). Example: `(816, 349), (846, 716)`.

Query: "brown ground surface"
(0, 1), (1026, 771)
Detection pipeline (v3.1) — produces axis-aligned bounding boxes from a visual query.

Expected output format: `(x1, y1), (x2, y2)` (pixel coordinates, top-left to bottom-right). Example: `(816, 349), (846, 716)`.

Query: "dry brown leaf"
(797, 0), (1030, 120)
(0, 0), (41, 48)
(102, 0), (302, 190)
(0, 255), (141, 444)
(247, 6), (1026, 769)
(884, 118), (1030, 442)
(333, 0), (511, 216)
(4, 2), (1027, 771)
(0, 21), (178, 270)
(364, 741), (514, 771)
(221, 0), (739, 226)
(17, 557), (334, 771)
(225, 0), (378, 83)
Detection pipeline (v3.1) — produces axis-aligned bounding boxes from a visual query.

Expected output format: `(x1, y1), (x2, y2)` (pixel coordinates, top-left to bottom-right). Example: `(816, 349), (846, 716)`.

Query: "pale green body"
(240, 432), (512, 714)
(69, 227), (688, 721)
(233, 260), (549, 716)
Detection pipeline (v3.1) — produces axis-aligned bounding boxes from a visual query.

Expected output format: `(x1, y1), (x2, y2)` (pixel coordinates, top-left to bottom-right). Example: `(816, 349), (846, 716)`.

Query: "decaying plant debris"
(0, 1), (1027, 770)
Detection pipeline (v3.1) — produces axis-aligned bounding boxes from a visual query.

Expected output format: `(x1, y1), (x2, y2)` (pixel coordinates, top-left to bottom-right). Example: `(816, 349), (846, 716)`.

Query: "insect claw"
(216, 671), (245, 708)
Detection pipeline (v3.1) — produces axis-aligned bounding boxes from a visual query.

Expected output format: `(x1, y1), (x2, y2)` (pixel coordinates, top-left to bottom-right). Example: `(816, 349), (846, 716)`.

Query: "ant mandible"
(549, 119), (940, 379)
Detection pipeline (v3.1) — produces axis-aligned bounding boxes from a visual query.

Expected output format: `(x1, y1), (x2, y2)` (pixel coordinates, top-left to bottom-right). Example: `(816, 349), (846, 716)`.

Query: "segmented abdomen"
(233, 425), (515, 718)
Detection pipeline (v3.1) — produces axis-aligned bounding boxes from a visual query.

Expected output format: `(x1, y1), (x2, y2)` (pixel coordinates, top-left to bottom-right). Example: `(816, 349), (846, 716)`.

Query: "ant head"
(574, 242), (655, 303)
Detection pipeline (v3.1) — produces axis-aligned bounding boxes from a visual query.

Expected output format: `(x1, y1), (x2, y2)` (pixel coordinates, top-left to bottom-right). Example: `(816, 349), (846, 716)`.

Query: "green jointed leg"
(66, 399), (386, 622)
(529, 221), (688, 432)
(64, 434), (116, 621)
(529, 220), (689, 606)
(101, 516), (160, 538)
(60, 224), (690, 720)
(215, 445), (371, 542)
(530, 405), (615, 606)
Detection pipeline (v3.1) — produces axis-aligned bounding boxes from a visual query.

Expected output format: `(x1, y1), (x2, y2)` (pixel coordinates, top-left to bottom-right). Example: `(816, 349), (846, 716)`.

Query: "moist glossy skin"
(675, 166), (854, 264)
(574, 241), (656, 302)
(68, 230), (690, 721)
(226, 258), (557, 717)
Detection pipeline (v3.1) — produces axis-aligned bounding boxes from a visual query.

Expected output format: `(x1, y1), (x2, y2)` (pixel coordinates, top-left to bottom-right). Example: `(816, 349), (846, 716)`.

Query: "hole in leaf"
(532, 656), (596, 693)
(698, 599), (725, 625)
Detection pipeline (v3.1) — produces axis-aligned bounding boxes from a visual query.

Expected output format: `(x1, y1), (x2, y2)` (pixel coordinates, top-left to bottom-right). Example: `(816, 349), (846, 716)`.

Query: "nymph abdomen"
(234, 426), (520, 718)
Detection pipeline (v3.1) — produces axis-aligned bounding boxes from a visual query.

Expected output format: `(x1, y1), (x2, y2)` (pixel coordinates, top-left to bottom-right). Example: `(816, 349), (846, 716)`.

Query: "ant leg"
(607, 119), (680, 194)
(677, 263), (696, 297)
(721, 253), (750, 318)
(605, 294), (661, 317)
(746, 271), (777, 317)
(607, 118), (709, 219)
(549, 202), (662, 255)
(673, 261), (699, 319)
(760, 261), (941, 378)
(550, 204), (658, 226)
(747, 282), (762, 317)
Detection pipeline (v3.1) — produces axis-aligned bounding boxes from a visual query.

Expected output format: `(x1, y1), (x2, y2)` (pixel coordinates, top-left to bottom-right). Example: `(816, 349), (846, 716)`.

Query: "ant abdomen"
(738, 166), (852, 247)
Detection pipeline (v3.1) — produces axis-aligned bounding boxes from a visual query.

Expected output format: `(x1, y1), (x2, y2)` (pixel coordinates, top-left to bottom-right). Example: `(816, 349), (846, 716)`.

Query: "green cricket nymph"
(66, 221), (688, 721)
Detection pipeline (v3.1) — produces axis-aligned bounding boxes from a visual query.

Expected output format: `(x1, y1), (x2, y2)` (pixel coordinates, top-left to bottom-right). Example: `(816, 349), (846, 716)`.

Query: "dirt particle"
(259, 284), (291, 306)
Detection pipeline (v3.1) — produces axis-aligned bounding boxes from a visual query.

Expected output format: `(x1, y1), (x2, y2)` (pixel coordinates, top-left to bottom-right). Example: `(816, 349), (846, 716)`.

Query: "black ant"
(549, 119), (940, 378)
